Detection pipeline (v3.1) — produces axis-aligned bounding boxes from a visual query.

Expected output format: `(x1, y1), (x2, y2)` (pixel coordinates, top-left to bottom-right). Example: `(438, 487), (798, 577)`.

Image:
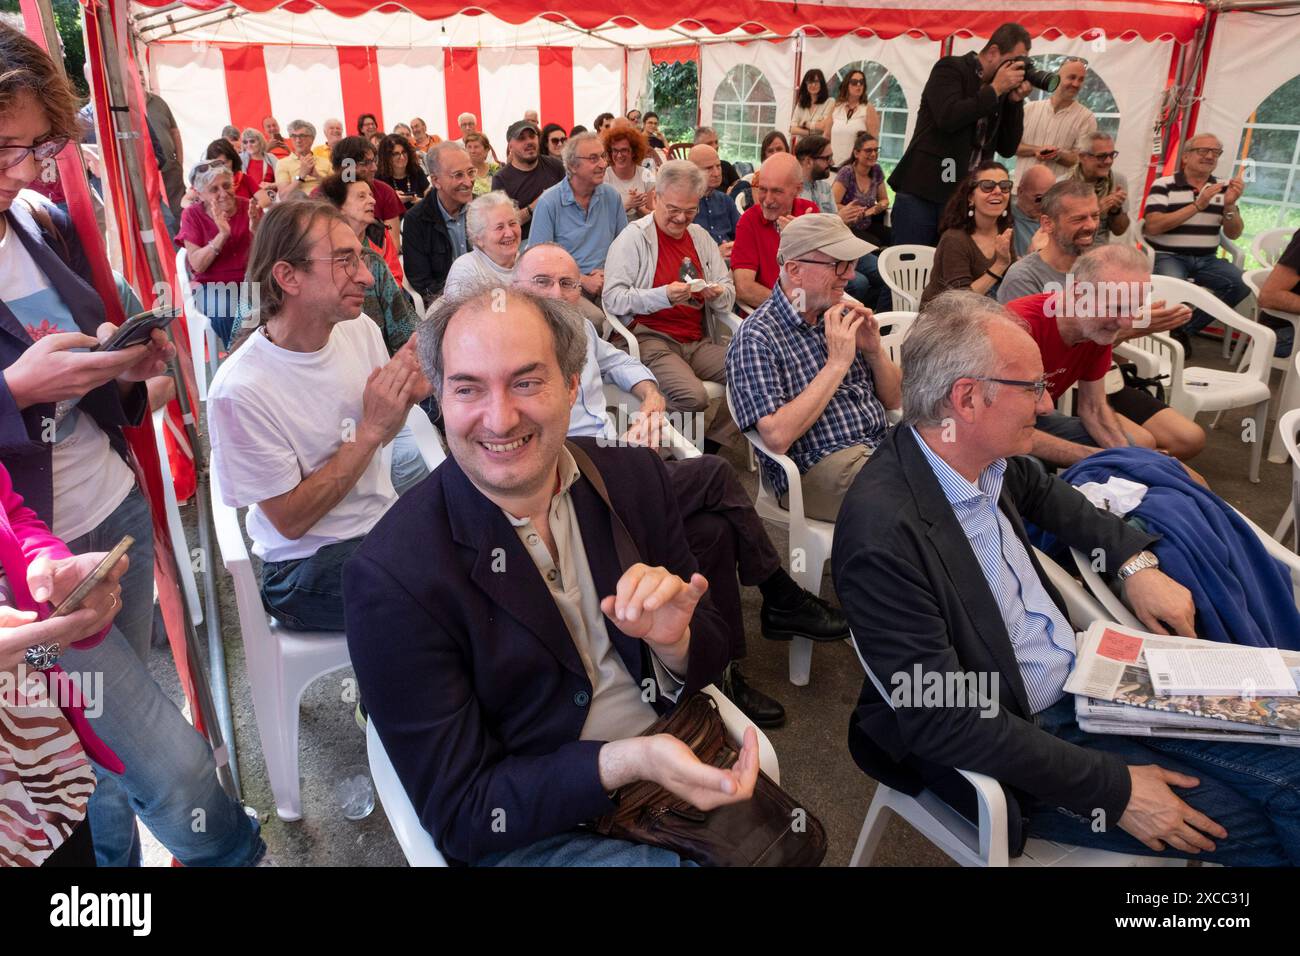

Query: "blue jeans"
(389, 425), (431, 496)
(66, 485), (156, 664)
(199, 282), (243, 348)
(1027, 696), (1300, 865)
(890, 192), (944, 248)
(261, 536), (366, 632)
(1153, 252), (1250, 335)
(475, 830), (698, 867)
(847, 253), (893, 313)
(61, 628), (265, 866)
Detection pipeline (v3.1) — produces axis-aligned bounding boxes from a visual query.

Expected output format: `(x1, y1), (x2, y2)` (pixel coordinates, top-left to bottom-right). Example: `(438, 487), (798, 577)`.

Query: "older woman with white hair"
(239, 127), (276, 191)
(176, 161), (258, 345)
(442, 191), (522, 297)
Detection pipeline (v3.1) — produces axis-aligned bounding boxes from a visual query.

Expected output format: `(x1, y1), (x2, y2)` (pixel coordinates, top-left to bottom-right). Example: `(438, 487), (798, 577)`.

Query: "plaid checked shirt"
(725, 284), (889, 499)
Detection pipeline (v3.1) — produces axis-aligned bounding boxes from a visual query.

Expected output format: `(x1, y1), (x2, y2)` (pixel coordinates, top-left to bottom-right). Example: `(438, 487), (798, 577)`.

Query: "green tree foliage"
(645, 61), (699, 146)
(0, 0), (86, 94)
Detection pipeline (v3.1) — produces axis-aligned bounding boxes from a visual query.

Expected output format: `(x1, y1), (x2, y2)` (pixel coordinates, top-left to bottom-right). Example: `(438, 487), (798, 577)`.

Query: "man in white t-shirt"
(209, 201), (425, 631)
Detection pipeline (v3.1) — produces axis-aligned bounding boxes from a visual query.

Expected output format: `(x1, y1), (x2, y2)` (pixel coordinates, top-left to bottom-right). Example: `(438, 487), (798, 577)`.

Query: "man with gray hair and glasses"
(835, 290), (1300, 866)
(1071, 130), (1129, 244)
(603, 159), (737, 452)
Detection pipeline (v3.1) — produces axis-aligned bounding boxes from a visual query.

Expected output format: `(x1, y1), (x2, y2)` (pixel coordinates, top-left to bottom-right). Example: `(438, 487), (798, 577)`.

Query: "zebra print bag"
(1, 672), (96, 867)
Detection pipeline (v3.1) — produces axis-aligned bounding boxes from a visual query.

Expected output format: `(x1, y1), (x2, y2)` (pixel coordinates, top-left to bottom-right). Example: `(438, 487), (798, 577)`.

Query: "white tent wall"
(573, 48), (626, 130)
(952, 34), (1175, 206)
(626, 48), (652, 117)
(150, 43), (235, 174)
(699, 38), (797, 162)
(477, 46), (541, 150)
(377, 47), (448, 147)
(264, 44), (347, 139)
(801, 33), (943, 154)
(1196, 11), (1300, 181)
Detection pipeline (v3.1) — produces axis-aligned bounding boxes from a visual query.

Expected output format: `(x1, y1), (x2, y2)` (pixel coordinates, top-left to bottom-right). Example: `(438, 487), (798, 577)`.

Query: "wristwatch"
(1117, 550), (1159, 582)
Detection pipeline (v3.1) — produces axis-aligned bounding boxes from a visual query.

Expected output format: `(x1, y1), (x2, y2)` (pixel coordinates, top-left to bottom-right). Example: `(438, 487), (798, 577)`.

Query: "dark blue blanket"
(1050, 448), (1300, 649)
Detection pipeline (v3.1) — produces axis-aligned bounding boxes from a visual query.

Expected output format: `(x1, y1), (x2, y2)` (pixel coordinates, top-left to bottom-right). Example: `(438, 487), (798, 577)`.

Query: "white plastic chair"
(1252, 227), (1295, 267)
(1149, 274), (1276, 483)
(174, 247), (222, 402)
(726, 384), (836, 686)
(602, 383), (702, 460)
(211, 407), (444, 821)
(1137, 219), (1249, 358)
(151, 408), (202, 628)
(849, 551), (1186, 867)
(1243, 269), (1300, 435)
(876, 245), (934, 312)
(367, 682), (778, 866)
(1276, 406), (1300, 548)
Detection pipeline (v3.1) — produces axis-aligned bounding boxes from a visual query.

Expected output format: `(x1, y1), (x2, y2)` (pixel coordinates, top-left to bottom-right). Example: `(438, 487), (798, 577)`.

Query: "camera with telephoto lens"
(1007, 56), (1059, 93)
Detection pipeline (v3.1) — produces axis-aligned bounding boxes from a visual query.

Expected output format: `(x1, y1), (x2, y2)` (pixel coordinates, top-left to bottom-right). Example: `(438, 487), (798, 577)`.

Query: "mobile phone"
(50, 535), (133, 617)
(94, 306), (180, 352)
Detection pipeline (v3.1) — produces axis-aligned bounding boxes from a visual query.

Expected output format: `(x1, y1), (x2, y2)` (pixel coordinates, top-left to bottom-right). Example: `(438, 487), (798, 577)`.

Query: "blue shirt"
(569, 321), (656, 440)
(1011, 202), (1040, 259)
(528, 177), (628, 273)
(725, 284), (889, 498)
(438, 195), (469, 259)
(696, 189), (740, 245)
(911, 428), (1075, 713)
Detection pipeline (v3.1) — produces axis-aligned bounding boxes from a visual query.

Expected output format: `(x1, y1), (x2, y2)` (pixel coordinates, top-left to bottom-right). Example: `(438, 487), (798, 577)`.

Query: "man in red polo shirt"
(732, 152), (817, 310)
(1004, 244), (1203, 468)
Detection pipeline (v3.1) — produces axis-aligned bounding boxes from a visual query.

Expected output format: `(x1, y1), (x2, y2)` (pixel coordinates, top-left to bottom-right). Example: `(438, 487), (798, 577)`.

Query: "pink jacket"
(0, 463), (122, 772)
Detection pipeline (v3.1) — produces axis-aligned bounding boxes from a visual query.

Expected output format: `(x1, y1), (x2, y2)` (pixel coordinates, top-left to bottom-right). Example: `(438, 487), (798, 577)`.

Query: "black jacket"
(343, 439), (731, 863)
(832, 426), (1157, 829)
(401, 193), (458, 300)
(0, 196), (147, 524)
(888, 52), (1025, 206)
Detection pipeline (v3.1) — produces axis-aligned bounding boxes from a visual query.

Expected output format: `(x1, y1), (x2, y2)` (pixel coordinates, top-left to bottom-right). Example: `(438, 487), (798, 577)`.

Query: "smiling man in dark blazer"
(833, 291), (1300, 866)
(344, 284), (758, 866)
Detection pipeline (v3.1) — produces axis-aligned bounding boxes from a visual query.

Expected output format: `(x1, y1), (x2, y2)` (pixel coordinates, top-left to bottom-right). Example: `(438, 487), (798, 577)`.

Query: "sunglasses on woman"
(974, 179), (1012, 194)
(0, 137), (70, 171)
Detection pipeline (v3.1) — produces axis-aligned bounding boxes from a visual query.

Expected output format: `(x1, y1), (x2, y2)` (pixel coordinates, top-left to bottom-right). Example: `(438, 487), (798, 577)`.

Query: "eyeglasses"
(610, 147), (633, 157)
(1083, 150), (1119, 160)
(578, 152), (607, 164)
(816, 152), (835, 163)
(858, 148), (880, 157)
(662, 202), (699, 219)
(791, 258), (854, 277)
(0, 137), (70, 171)
(523, 274), (581, 292)
(304, 252), (363, 280)
(1187, 147), (1224, 158)
(549, 136), (567, 145)
(977, 376), (1048, 400)
(289, 132), (314, 139)
(1062, 56), (1090, 66)
(975, 179), (1012, 194)
(847, 78), (865, 86)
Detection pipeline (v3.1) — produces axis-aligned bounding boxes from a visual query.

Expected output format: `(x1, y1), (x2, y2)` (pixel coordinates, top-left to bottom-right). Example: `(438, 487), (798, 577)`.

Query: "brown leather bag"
(566, 442), (827, 867)
(592, 691), (827, 867)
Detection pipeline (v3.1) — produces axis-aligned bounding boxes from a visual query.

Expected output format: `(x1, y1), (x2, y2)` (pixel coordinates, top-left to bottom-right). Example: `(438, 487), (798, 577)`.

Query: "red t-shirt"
(370, 179), (406, 221)
(730, 198), (818, 290)
(232, 172), (260, 202)
(245, 157), (274, 187)
(175, 197), (253, 284)
(1005, 292), (1112, 400)
(635, 226), (706, 343)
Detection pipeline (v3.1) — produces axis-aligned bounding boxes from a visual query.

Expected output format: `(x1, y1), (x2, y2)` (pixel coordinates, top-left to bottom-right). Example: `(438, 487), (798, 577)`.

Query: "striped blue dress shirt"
(912, 428), (1076, 713)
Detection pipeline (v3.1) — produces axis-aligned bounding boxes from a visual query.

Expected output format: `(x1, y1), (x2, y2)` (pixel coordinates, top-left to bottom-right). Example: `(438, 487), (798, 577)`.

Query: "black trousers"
(44, 818), (97, 867)
(666, 455), (783, 661)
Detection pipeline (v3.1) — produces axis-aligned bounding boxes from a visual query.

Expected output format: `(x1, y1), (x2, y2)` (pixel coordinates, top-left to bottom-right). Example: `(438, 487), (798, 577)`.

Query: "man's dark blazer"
(888, 52), (1025, 206)
(831, 426), (1157, 828)
(343, 438), (731, 864)
(0, 194), (147, 525)
(401, 191), (458, 300)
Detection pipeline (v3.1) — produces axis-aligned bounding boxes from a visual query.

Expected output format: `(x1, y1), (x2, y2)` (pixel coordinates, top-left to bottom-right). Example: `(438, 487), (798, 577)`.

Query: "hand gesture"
(622, 409), (665, 449)
(696, 284), (724, 303)
(600, 564), (709, 652)
(96, 324), (175, 384)
(992, 58), (1026, 96)
(994, 228), (1013, 265)
(1123, 567), (1196, 637)
(851, 304), (882, 356)
(1037, 146), (1059, 162)
(299, 154), (317, 178)
(839, 203), (866, 225)
(1008, 79), (1033, 102)
(643, 725), (759, 812)
(1195, 180), (1226, 211)
(580, 270), (604, 296)
(822, 302), (865, 372)
(666, 281), (694, 305)
(1223, 176), (1245, 206)
(877, 194), (890, 210)
(1137, 298), (1192, 335)
(211, 205), (232, 240)
(718, 240), (734, 260)
(1, 551), (129, 672)
(360, 359), (418, 446)
(1119, 764), (1225, 854)
(776, 214), (794, 231)
(4, 332), (156, 408)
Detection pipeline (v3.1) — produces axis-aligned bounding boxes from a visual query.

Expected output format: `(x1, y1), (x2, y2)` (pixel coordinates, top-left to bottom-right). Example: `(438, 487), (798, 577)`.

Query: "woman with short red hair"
(601, 120), (656, 220)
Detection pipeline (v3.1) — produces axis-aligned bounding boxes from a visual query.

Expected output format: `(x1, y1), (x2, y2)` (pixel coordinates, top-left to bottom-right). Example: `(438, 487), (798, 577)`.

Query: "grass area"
(1239, 203), (1300, 269)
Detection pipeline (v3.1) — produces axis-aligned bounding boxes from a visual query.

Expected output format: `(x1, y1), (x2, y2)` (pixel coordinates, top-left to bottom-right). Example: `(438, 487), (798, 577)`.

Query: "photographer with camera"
(889, 22), (1034, 247)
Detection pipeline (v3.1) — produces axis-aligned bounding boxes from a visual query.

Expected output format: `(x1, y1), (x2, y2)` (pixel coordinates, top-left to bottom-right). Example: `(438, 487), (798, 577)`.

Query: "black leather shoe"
(725, 666), (785, 728)
(761, 590), (850, 643)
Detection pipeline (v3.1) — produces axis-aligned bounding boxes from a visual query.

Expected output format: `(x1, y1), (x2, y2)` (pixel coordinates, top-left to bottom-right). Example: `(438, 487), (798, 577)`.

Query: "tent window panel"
(1243, 162), (1291, 203)
(711, 64), (778, 167)
(830, 60), (910, 167)
(1241, 126), (1299, 167)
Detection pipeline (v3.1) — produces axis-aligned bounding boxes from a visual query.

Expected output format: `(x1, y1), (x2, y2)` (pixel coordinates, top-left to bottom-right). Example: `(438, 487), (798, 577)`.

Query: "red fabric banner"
(649, 45), (699, 65)
(443, 47), (482, 140)
(220, 44), (274, 137)
(338, 46), (384, 134)
(538, 46), (575, 134)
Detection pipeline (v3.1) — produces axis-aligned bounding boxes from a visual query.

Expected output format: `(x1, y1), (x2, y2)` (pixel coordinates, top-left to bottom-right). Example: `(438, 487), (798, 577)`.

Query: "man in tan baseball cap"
(725, 214), (900, 521)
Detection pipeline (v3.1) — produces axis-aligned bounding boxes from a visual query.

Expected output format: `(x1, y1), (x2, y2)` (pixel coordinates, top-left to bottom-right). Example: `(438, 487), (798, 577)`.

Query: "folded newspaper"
(1065, 623), (1300, 746)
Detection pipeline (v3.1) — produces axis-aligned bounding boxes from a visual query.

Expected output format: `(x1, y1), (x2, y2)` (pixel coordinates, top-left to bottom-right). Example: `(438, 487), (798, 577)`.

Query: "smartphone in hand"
(94, 307), (180, 352)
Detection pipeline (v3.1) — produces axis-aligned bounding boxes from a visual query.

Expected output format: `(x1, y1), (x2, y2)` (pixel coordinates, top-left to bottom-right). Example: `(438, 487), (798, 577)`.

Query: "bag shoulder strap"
(565, 440), (640, 573)
(21, 197), (71, 265)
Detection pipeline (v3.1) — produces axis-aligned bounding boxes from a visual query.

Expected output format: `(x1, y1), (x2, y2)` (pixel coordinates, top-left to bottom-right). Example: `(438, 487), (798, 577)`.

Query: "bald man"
(1011, 164), (1057, 257)
(689, 143), (740, 258)
(731, 152), (818, 310)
